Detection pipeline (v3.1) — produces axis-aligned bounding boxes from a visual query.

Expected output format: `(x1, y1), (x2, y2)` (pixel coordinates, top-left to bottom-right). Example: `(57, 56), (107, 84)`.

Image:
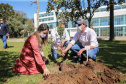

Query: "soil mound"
(39, 61), (126, 84)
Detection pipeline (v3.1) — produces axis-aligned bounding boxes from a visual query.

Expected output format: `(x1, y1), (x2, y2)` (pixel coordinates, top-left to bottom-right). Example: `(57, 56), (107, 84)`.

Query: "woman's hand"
(43, 68), (50, 77)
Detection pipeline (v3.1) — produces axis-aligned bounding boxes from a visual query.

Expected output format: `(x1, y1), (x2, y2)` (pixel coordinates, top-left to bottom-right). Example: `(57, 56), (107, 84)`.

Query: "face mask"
(40, 33), (46, 38)
(0, 21), (3, 23)
(77, 26), (83, 31)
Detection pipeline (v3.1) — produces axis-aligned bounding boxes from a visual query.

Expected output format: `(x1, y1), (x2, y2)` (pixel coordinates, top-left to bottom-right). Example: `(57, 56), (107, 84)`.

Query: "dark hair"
(37, 24), (49, 31)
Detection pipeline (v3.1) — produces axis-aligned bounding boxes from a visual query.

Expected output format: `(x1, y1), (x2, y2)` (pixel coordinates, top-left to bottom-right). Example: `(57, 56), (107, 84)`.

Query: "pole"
(85, 45), (90, 61)
(37, 0), (39, 28)
(23, 31), (24, 40)
(22, 30), (24, 40)
(86, 50), (88, 61)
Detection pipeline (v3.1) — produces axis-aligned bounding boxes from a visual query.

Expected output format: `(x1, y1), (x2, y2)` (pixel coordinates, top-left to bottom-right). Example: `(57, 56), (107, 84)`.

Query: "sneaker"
(2, 48), (5, 49)
(62, 57), (69, 61)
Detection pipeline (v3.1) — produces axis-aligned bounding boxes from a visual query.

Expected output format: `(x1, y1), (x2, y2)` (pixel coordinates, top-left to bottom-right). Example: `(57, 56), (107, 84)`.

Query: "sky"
(0, 0), (48, 19)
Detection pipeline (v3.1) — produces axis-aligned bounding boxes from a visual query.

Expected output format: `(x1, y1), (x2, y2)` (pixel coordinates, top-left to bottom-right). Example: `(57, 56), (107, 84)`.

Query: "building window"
(49, 25), (53, 29)
(95, 9), (99, 12)
(122, 5), (126, 9)
(114, 27), (123, 36)
(50, 17), (54, 20)
(114, 15), (123, 25)
(72, 21), (77, 27)
(48, 18), (50, 21)
(65, 22), (68, 28)
(39, 19), (41, 22)
(100, 27), (109, 36)
(50, 12), (53, 15)
(39, 15), (41, 17)
(91, 18), (99, 26)
(114, 6), (121, 10)
(100, 17), (109, 26)
(101, 8), (107, 12)
(125, 15), (126, 24)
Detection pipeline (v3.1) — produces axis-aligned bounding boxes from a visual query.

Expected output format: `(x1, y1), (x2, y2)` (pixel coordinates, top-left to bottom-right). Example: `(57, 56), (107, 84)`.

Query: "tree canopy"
(7, 11), (34, 37)
(0, 3), (14, 19)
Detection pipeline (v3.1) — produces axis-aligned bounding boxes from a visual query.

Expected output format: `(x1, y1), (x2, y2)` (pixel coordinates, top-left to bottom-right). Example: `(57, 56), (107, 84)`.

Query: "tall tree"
(24, 19), (35, 36)
(110, 0), (114, 41)
(0, 3), (14, 20)
(7, 11), (34, 37)
(105, 0), (126, 41)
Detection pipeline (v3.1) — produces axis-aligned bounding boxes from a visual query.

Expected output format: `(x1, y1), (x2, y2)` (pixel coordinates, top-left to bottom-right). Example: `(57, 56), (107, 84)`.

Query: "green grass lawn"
(0, 40), (126, 84)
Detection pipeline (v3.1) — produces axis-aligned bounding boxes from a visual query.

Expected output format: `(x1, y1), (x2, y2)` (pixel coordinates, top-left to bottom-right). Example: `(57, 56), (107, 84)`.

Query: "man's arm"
(62, 42), (73, 56)
(60, 29), (70, 47)
(77, 46), (95, 56)
(60, 39), (68, 47)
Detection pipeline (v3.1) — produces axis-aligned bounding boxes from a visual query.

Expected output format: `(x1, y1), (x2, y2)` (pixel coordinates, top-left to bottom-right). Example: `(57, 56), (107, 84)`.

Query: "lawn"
(0, 40), (126, 84)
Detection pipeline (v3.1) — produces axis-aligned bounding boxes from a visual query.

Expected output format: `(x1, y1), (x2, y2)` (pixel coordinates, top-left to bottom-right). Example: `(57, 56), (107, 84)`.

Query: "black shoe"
(81, 55), (86, 61)
(88, 57), (96, 62)
(45, 59), (49, 65)
(72, 56), (80, 63)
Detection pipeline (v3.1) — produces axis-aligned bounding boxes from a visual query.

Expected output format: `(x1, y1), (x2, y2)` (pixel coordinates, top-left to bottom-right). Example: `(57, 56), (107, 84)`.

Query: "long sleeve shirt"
(71, 27), (99, 47)
(51, 27), (70, 49)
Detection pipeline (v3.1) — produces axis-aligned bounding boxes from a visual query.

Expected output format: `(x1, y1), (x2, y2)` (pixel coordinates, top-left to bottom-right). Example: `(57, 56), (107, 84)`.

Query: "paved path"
(97, 36), (126, 41)
(7, 39), (25, 42)
(0, 37), (126, 42)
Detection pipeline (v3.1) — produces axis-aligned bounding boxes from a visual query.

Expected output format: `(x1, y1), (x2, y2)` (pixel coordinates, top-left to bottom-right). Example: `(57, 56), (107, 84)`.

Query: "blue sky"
(0, 0), (48, 19)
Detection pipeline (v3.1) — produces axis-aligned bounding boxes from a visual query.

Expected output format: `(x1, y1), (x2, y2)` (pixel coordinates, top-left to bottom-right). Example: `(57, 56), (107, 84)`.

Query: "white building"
(34, 3), (126, 37)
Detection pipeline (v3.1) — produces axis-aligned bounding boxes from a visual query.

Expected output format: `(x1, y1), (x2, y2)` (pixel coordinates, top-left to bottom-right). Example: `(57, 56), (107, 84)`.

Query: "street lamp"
(22, 30), (24, 40)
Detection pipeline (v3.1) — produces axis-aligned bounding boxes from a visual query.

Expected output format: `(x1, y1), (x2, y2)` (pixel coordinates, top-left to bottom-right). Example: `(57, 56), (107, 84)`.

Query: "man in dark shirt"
(0, 18), (10, 49)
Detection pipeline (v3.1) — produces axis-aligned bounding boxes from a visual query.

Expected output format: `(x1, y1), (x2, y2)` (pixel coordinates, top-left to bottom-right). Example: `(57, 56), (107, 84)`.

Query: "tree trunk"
(109, 0), (115, 41)
(56, 12), (58, 26)
(88, 20), (91, 28)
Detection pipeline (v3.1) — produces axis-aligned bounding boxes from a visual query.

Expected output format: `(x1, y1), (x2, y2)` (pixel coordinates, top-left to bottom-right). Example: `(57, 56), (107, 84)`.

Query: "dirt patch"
(39, 61), (126, 84)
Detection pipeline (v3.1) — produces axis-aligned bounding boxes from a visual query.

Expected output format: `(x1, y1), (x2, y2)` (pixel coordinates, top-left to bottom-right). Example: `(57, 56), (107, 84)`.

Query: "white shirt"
(71, 27), (99, 47)
(51, 27), (70, 49)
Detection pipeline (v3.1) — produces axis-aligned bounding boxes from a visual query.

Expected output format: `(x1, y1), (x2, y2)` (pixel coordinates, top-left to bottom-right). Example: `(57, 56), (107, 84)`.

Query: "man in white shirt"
(62, 19), (99, 61)
(51, 21), (70, 60)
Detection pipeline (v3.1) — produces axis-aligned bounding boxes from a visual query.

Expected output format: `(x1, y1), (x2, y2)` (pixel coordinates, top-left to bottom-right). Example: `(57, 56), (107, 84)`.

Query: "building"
(34, 3), (126, 37)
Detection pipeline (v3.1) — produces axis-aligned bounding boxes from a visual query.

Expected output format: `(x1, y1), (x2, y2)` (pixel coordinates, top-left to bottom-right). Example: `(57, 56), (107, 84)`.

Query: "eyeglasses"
(78, 24), (82, 26)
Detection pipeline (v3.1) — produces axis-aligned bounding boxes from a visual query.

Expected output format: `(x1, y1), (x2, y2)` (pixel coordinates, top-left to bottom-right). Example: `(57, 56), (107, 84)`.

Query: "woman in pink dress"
(13, 24), (50, 77)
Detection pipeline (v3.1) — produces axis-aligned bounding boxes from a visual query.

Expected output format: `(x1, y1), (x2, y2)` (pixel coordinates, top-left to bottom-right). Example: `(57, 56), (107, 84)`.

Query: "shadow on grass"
(7, 46), (14, 48)
(48, 54), (63, 64)
(97, 40), (126, 73)
(0, 51), (20, 83)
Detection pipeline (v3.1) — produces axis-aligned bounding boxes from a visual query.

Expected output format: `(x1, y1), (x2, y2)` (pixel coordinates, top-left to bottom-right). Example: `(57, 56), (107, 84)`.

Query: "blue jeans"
(0, 35), (7, 48)
(51, 41), (70, 60)
(70, 44), (99, 60)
